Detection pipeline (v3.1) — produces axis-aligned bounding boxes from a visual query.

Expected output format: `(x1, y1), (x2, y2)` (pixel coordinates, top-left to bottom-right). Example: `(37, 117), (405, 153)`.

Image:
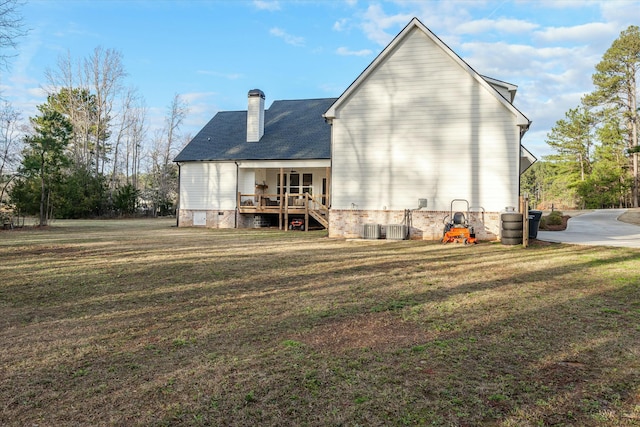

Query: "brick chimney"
(246, 89), (265, 142)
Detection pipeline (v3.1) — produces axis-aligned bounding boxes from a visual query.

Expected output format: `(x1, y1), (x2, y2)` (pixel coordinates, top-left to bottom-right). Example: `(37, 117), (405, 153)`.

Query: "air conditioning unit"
(386, 224), (407, 240)
(362, 223), (381, 239)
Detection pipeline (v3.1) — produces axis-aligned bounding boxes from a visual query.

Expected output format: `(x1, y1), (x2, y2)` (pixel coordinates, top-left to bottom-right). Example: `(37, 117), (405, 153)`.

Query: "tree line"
(1, 46), (189, 226)
(522, 25), (640, 210)
(0, 1), (190, 225)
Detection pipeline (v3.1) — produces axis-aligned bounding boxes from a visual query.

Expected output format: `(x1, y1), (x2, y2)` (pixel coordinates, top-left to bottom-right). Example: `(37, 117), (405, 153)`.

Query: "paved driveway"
(537, 209), (640, 248)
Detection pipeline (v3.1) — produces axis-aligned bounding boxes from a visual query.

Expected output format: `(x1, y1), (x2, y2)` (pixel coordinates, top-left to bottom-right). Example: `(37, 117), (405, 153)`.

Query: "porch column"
(279, 168), (284, 230)
(305, 193), (309, 232)
(284, 192), (289, 232)
(325, 166), (330, 207)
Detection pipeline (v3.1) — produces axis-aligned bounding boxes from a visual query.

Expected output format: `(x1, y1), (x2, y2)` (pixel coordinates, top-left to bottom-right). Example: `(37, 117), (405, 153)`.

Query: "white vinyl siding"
(238, 169), (255, 194)
(331, 28), (520, 212)
(179, 162), (237, 210)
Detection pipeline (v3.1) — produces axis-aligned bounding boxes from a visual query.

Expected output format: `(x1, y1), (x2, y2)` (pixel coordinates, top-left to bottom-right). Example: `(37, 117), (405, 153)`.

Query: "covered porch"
(236, 161), (330, 230)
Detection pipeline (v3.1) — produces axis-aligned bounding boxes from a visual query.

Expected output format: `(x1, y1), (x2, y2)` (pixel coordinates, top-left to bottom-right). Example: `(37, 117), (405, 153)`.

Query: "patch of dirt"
(296, 311), (427, 353)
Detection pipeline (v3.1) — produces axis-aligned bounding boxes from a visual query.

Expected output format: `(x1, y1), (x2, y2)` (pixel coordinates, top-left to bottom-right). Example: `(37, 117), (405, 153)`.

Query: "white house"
(174, 92), (335, 230)
(174, 18), (534, 240)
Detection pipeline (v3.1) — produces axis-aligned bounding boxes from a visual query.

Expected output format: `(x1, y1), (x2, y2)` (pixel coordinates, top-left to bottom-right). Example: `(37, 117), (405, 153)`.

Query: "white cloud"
(457, 18), (539, 35)
(333, 18), (349, 32)
(600, 0), (640, 23)
(534, 22), (617, 45)
(269, 27), (305, 47)
(361, 4), (413, 46)
(336, 46), (373, 56)
(252, 1), (280, 12)
(520, 89), (590, 157)
(455, 36), (603, 157)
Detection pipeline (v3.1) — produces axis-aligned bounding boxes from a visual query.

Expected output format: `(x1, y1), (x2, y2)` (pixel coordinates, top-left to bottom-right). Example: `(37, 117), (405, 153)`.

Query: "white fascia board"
(483, 75), (518, 92)
(236, 159), (330, 169)
(482, 75), (518, 103)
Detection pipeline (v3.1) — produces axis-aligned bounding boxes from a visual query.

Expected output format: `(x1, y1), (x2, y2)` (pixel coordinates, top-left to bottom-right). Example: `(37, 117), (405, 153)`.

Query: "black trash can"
(528, 210), (543, 239)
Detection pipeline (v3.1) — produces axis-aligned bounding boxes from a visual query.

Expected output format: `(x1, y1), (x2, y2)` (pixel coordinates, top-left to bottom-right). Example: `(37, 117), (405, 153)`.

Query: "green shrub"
(545, 211), (564, 226)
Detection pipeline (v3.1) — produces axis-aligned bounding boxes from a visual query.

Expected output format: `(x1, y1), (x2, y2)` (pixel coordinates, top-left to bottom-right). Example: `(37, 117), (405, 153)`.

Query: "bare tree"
(126, 97), (146, 190)
(0, 101), (24, 206)
(44, 47), (127, 178)
(164, 94), (188, 170)
(45, 52), (97, 170)
(110, 87), (146, 190)
(0, 0), (27, 71)
(110, 87), (133, 190)
(146, 94), (188, 216)
(84, 47), (126, 177)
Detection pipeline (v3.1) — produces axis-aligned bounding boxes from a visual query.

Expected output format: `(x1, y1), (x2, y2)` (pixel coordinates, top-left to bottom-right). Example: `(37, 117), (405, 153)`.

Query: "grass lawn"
(1, 219), (639, 426)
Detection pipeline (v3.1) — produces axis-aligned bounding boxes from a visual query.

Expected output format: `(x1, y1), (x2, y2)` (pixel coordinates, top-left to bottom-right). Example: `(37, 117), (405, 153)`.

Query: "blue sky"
(3, 0), (640, 157)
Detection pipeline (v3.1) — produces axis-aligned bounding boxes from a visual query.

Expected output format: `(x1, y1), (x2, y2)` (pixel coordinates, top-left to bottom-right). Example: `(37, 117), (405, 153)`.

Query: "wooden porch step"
(309, 209), (328, 229)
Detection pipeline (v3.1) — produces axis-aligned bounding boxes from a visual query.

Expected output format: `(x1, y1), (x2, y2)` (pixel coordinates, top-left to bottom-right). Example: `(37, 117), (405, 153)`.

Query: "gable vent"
(247, 89), (265, 142)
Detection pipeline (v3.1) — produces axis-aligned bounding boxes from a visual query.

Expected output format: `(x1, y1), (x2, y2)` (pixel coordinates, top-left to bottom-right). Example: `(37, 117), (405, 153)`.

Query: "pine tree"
(546, 106), (595, 184)
(19, 104), (72, 225)
(585, 25), (640, 206)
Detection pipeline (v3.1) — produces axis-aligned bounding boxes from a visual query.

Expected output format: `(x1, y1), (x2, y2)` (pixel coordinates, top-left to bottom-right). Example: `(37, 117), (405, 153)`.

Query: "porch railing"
(237, 192), (329, 230)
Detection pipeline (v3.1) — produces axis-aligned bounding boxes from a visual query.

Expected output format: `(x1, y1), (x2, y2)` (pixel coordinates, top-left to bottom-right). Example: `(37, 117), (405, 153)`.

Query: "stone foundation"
(178, 209), (237, 228)
(178, 208), (502, 240)
(328, 209), (500, 241)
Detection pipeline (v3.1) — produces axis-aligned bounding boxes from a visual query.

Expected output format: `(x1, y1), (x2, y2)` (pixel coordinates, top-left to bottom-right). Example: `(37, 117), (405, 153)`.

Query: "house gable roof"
(174, 97), (337, 162)
(324, 17), (530, 128)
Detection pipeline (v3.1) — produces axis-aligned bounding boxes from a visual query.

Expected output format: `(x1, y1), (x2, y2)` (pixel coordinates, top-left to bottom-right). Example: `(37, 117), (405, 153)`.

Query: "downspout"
(325, 115), (334, 235)
(176, 162), (181, 228)
(518, 122), (531, 203)
(235, 161), (239, 229)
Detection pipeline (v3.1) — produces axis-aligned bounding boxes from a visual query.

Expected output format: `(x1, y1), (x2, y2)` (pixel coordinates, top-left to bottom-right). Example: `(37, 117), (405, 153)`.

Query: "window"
(302, 173), (312, 194)
(276, 172), (311, 196)
(277, 173), (287, 199)
(289, 173), (300, 195)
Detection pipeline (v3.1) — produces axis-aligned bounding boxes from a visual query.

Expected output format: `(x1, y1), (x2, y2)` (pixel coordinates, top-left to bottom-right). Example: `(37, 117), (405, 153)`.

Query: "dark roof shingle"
(174, 98), (337, 162)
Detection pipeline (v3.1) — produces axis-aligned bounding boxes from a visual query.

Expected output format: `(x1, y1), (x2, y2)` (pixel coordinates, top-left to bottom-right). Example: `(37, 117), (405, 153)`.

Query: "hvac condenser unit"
(386, 224), (407, 240)
(362, 223), (381, 239)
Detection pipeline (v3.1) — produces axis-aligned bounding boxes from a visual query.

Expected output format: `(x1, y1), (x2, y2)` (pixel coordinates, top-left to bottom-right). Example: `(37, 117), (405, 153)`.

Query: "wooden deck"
(237, 192), (328, 230)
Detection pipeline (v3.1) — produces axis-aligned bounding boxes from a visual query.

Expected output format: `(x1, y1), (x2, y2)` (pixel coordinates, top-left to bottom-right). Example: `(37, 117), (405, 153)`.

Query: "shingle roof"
(174, 97), (337, 162)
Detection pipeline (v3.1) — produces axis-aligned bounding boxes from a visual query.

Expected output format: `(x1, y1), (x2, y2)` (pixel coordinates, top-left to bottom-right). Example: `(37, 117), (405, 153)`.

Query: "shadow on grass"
(1, 221), (639, 426)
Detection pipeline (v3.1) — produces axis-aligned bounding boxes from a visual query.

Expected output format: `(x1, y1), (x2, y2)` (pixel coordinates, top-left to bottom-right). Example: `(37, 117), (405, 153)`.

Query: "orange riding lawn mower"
(442, 199), (478, 245)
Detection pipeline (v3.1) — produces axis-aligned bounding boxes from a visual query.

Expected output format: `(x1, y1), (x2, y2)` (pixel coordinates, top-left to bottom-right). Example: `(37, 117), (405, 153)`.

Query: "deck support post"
(279, 168), (284, 230)
(284, 192), (289, 231)
(305, 193), (309, 232)
(325, 166), (330, 208)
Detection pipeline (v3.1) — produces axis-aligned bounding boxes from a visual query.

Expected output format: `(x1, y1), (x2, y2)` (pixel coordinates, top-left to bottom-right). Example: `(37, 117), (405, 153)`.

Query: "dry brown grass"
(1, 219), (639, 426)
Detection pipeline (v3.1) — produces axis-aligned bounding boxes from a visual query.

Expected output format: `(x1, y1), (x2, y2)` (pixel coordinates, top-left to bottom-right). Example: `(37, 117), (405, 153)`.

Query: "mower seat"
(452, 212), (466, 227)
